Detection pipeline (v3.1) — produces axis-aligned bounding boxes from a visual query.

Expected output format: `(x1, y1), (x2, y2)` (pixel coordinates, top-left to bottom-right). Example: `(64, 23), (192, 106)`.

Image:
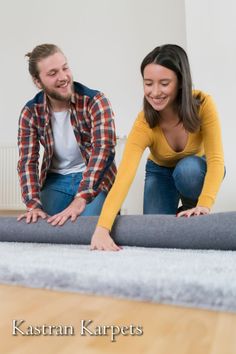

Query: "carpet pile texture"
(0, 242), (235, 312)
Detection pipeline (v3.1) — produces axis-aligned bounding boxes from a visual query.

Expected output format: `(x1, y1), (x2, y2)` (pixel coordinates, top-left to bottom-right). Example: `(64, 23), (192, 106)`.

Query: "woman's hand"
(176, 206), (210, 218)
(90, 226), (121, 251)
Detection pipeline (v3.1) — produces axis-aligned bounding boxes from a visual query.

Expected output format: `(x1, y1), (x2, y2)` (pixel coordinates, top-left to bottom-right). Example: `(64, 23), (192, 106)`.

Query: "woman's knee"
(173, 156), (206, 198)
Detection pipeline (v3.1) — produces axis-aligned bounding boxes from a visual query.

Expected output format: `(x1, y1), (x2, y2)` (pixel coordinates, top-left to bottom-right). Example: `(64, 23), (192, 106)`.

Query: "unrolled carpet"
(0, 242), (236, 312)
(0, 212), (236, 249)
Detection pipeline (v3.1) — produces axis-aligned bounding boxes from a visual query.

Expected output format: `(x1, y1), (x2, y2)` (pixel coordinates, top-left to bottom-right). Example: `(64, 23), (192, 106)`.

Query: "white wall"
(0, 0), (186, 143)
(1, 0), (233, 214)
(185, 0), (236, 212)
(0, 0), (186, 212)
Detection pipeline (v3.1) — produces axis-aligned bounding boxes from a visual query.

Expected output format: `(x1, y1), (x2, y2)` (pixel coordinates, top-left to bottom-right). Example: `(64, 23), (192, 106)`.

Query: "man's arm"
(75, 92), (116, 202)
(17, 106), (42, 211)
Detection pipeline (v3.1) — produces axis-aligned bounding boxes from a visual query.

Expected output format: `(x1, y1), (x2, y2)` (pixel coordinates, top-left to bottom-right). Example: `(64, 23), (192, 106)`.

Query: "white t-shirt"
(49, 110), (86, 174)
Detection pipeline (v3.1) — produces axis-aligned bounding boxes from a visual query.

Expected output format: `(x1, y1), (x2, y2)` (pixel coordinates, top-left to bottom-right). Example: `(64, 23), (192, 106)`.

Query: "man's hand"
(90, 226), (121, 251)
(176, 206), (210, 218)
(17, 208), (47, 223)
(47, 197), (86, 226)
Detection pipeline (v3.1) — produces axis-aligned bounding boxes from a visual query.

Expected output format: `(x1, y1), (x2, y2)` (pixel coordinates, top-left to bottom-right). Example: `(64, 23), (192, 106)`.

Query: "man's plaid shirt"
(17, 82), (117, 210)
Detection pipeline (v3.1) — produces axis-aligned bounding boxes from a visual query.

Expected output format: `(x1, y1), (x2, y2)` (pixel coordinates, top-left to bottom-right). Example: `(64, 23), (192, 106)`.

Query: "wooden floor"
(1, 285), (236, 354)
(1, 211), (236, 353)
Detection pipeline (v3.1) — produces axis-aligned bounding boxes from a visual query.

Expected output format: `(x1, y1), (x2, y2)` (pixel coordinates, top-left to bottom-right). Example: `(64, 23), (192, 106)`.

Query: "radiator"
(0, 138), (127, 211)
(0, 145), (24, 210)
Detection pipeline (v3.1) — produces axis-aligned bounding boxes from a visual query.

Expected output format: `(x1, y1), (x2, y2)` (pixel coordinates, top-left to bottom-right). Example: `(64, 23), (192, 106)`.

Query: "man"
(17, 44), (116, 226)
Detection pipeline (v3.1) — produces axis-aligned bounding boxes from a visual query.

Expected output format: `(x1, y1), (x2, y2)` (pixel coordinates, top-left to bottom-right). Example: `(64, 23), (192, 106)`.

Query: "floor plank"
(0, 284), (236, 354)
(0, 210), (23, 216)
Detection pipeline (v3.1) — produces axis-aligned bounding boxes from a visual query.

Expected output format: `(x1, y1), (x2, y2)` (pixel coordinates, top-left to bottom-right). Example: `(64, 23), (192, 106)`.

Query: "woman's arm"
(91, 115), (153, 250)
(177, 93), (224, 218)
(197, 94), (224, 208)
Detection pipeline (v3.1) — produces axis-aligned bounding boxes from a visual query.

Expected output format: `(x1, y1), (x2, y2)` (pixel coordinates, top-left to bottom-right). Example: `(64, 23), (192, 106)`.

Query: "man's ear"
(33, 77), (42, 89)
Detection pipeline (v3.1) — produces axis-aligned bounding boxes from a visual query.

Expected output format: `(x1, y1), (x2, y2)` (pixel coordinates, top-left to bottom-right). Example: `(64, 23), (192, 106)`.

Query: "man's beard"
(41, 82), (74, 102)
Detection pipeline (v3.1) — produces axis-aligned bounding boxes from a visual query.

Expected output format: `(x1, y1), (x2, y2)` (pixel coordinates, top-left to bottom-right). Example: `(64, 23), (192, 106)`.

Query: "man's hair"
(25, 44), (62, 80)
(140, 44), (201, 132)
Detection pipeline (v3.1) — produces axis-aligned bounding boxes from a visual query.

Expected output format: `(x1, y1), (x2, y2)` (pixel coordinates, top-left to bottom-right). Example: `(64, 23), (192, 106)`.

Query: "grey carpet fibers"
(0, 242), (236, 312)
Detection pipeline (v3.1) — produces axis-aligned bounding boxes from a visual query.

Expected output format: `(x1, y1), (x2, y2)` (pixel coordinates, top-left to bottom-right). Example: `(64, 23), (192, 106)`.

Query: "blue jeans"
(40, 172), (107, 216)
(143, 156), (207, 214)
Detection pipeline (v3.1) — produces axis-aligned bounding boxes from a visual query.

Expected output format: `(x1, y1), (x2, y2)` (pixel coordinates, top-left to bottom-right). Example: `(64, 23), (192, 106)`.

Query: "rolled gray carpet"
(0, 212), (236, 249)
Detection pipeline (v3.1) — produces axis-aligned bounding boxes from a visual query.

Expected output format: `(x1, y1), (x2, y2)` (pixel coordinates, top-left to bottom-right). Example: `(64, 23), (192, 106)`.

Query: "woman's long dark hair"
(141, 44), (201, 132)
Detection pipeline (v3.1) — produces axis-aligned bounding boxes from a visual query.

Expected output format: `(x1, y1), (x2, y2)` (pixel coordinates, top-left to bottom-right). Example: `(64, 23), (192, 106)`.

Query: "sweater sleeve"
(97, 115), (153, 230)
(197, 94), (224, 208)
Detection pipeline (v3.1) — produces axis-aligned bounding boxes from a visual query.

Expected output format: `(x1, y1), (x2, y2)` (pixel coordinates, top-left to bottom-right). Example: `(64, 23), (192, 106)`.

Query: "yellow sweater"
(98, 91), (224, 230)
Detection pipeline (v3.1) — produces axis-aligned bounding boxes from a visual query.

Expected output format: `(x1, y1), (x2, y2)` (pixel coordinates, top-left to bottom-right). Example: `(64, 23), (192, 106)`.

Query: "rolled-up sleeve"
(76, 93), (116, 202)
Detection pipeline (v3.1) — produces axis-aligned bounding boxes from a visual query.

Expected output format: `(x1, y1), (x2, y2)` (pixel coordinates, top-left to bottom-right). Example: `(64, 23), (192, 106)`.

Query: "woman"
(91, 44), (224, 251)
